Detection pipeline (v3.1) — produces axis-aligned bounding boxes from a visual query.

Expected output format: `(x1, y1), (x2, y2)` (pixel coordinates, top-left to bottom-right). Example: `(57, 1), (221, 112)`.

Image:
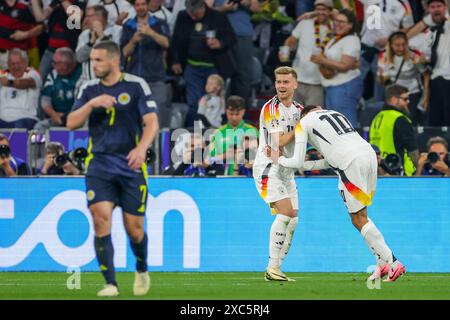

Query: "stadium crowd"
(0, 0), (449, 177)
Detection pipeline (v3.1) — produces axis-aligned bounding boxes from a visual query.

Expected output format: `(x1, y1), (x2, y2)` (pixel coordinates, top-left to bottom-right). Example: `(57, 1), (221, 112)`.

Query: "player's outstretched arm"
(278, 124), (307, 168)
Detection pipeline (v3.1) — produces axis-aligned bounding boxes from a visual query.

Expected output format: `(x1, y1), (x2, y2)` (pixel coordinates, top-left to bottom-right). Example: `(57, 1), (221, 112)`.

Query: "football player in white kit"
(253, 66), (304, 281)
(272, 105), (406, 282)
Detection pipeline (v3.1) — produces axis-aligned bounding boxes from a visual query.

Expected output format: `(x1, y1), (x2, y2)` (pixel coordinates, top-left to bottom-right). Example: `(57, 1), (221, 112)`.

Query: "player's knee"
(127, 228), (144, 243)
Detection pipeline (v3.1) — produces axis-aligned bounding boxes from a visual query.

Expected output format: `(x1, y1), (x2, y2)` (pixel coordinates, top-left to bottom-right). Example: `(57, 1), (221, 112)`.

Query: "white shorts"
(253, 163), (299, 211)
(337, 152), (378, 213)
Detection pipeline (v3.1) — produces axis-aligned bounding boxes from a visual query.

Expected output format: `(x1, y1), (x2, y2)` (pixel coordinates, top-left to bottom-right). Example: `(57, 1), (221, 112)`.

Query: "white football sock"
(268, 214), (291, 269)
(360, 219), (394, 266)
(279, 217), (298, 267)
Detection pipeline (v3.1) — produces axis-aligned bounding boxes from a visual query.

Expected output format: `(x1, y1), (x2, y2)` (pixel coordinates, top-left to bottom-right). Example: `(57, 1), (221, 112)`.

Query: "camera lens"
(54, 154), (69, 168)
(427, 152), (440, 164)
(0, 144), (11, 158)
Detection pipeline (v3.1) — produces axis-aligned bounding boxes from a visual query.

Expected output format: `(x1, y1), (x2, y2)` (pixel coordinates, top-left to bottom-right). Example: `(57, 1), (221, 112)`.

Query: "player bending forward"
(272, 105), (406, 282)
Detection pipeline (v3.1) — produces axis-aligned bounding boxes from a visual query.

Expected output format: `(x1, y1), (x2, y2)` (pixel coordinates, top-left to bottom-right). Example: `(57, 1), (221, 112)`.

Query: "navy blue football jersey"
(72, 73), (157, 177)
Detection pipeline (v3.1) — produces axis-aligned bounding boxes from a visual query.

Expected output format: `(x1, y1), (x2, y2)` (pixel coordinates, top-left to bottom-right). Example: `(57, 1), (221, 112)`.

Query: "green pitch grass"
(1, 272), (450, 300)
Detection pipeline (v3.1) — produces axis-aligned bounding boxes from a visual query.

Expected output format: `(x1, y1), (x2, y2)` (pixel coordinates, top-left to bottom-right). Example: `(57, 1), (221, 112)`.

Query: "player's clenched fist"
(127, 146), (147, 170)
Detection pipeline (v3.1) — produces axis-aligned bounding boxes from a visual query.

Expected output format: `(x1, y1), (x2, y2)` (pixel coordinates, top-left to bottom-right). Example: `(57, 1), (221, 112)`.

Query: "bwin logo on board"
(0, 190), (201, 269)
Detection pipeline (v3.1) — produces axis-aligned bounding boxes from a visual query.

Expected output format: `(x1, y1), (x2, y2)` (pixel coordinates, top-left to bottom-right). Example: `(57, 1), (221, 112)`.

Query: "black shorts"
(85, 172), (148, 216)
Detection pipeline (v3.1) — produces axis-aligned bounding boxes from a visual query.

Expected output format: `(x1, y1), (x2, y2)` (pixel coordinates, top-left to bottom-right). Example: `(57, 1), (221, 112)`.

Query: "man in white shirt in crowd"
(270, 105), (407, 283)
(0, 49), (42, 130)
(253, 66), (303, 281)
(283, 0), (334, 107)
(357, 0), (414, 101)
(149, 0), (174, 34)
(407, 0), (450, 126)
(87, 0), (136, 27)
(76, 5), (122, 94)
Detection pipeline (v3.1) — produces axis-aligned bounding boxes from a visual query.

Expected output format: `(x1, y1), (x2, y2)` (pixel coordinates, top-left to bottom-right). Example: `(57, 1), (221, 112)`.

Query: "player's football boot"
(383, 262), (406, 282)
(97, 284), (119, 297)
(368, 264), (390, 281)
(265, 267), (293, 281)
(133, 271), (151, 296)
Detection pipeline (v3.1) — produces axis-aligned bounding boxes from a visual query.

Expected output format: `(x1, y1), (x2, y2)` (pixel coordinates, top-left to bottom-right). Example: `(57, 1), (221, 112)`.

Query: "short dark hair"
(226, 95), (245, 110)
(301, 105), (323, 118)
(89, 5), (108, 22)
(338, 9), (357, 34)
(0, 133), (8, 143)
(93, 41), (121, 58)
(46, 142), (65, 155)
(427, 136), (449, 151)
(385, 84), (409, 102)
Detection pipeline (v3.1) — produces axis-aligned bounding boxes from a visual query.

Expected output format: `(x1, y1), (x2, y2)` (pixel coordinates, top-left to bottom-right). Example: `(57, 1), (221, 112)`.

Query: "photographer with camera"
(415, 136), (450, 176)
(0, 133), (30, 177)
(40, 142), (84, 175)
(369, 84), (420, 176)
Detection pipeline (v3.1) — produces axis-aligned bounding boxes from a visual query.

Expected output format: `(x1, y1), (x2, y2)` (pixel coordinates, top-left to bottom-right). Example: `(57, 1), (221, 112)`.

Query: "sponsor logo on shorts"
(278, 186), (286, 195)
(87, 190), (95, 201)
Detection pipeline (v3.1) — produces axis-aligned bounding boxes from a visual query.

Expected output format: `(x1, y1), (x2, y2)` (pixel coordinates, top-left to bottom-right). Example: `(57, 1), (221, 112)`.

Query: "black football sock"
(130, 233), (148, 273)
(94, 235), (117, 286)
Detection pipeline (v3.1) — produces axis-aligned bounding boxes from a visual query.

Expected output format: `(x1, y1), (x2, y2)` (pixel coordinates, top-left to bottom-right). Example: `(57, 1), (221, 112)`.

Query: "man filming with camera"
(0, 133), (30, 177)
(415, 136), (450, 176)
(369, 84), (420, 176)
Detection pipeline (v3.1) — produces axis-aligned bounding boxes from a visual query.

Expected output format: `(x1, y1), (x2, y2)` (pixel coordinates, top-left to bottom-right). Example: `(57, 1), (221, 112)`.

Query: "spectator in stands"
(371, 144), (391, 176)
(87, 0), (136, 28)
(197, 74), (225, 128)
(416, 136), (450, 176)
(377, 31), (429, 126)
(212, 0), (261, 107)
(35, 48), (81, 131)
(30, 0), (86, 83)
(358, 0), (414, 101)
(208, 95), (258, 175)
(121, 0), (171, 129)
(283, 0), (334, 107)
(0, 49), (42, 130)
(369, 84), (419, 176)
(0, 133), (29, 176)
(310, 9), (362, 127)
(0, 0), (44, 69)
(39, 141), (81, 175)
(149, 0), (174, 33)
(407, 0), (450, 126)
(169, 0), (236, 127)
(76, 5), (122, 93)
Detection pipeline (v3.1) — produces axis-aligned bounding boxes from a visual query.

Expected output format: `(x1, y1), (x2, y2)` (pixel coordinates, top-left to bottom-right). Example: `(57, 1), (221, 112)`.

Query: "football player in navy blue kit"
(67, 41), (159, 297)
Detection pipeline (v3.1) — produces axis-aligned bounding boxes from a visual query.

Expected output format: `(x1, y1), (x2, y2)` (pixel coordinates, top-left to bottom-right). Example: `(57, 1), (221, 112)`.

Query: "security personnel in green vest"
(209, 95), (258, 175)
(369, 84), (419, 176)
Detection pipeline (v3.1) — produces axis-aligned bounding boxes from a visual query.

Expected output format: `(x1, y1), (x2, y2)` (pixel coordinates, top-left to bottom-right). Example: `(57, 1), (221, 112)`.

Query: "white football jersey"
(253, 96), (303, 171)
(300, 109), (373, 170)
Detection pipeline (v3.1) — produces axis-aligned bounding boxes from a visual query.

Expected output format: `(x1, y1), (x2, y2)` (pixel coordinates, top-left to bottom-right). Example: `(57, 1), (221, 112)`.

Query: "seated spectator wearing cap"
(407, 0), (450, 126)
(284, 0), (334, 107)
(0, 133), (30, 177)
(416, 136), (450, 176)
(169, 0), (237, 127)
(369, 84), (419, 176)
(0, 49), (42, 130)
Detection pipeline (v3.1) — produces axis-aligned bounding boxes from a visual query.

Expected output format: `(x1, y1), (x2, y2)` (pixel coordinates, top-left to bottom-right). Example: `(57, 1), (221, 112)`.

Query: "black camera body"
(380, 153), (403, 175)
(427, 152), (450, 165)
(54, 147), (88, 170)
(0, 144), (11, 158)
